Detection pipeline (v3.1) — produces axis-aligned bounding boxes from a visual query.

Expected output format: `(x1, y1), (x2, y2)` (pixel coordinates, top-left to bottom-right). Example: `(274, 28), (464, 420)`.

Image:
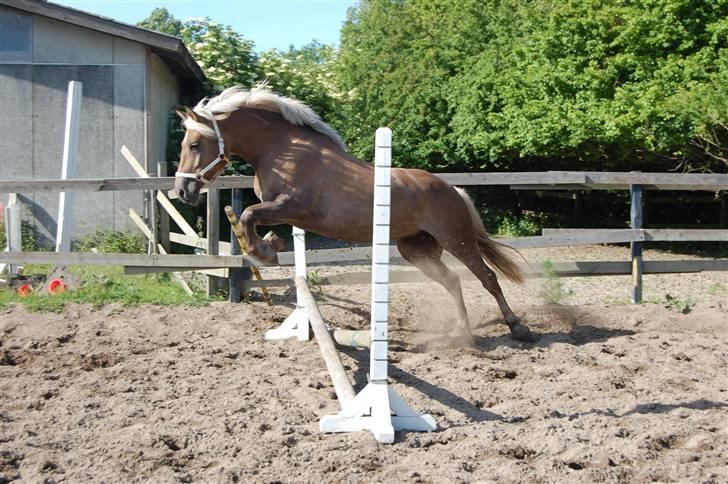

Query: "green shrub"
(494, 214), (542, 237)
(76, 228), (146, 254)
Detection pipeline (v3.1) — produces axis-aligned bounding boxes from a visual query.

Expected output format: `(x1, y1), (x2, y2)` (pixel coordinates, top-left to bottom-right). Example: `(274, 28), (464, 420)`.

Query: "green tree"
(138, 9), (258, 89)
(137, 7), (182, 37)
(258, 41), (342, 127)
(337, 0), (728, 172)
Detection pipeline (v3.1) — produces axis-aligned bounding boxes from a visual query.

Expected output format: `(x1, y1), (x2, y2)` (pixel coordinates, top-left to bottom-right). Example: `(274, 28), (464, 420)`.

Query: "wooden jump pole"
(295, 275), (355, 408)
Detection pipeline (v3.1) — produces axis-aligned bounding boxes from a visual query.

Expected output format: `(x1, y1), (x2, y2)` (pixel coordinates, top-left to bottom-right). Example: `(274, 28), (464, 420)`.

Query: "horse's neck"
(226, 108), (287, 166)
(226, 108), (356, 172)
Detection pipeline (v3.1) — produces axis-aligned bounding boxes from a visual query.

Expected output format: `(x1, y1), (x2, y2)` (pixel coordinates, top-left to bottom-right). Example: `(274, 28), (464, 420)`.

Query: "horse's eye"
(190, 142), (200, 151)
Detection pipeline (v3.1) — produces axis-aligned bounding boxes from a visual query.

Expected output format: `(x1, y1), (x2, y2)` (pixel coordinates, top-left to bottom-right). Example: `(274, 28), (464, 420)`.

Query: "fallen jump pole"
(295, 275), (356, 408)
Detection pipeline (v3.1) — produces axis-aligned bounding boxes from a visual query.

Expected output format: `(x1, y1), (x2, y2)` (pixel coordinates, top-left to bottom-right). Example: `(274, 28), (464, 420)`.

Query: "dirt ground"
(1, 245), (727, 483)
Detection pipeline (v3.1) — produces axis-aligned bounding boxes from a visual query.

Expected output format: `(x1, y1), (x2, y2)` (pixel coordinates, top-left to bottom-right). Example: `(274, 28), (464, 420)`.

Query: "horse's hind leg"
(396, 233), (472, 340)
(435, 236), (534, 342)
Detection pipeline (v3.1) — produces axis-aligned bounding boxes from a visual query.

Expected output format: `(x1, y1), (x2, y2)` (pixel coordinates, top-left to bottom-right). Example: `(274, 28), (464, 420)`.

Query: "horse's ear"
(176, 107), (197, 121)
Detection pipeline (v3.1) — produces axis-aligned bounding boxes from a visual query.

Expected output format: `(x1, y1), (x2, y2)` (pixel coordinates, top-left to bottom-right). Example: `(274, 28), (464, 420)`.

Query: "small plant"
(493, 214), (541, 237)
(539, 260), (570, 304)
(76, 228), (145, 254)
(707, 282), (726, 297)
(308, 269), (325, 295)
(664, 294), (695, 314)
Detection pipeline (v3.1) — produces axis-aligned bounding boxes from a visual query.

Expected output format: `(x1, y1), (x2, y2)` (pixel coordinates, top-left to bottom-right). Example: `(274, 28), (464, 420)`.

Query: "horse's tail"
(455, 187), (525, 284)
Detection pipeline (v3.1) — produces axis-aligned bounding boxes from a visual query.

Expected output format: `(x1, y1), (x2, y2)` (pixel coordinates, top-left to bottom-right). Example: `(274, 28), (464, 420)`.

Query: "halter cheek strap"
(175, 112), (229, 184)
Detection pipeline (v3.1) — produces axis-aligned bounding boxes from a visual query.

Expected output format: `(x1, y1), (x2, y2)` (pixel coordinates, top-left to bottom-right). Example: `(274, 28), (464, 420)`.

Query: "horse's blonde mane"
(183, 83), (347, 152)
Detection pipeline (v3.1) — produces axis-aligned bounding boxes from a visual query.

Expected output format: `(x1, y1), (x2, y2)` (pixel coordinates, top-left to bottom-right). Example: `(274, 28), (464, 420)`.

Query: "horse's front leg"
(239, 195), (295, 264)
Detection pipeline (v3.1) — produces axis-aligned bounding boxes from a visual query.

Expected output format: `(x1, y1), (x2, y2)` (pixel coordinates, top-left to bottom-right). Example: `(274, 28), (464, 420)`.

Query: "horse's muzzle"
(174, 177), (201, 205)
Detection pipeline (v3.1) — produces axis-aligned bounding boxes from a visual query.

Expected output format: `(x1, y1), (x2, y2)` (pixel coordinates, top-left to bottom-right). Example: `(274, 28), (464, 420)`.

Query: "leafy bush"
(76, 229), (146, 254)
(493, 214), (542, 237)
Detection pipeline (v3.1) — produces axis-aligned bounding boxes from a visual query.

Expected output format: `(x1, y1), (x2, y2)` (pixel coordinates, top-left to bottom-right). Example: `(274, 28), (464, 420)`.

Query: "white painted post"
(2, 194), (22, 277)
(55, 81), (82, 253)
(264, 226), (310, 341)
(319, 128), (436, 443)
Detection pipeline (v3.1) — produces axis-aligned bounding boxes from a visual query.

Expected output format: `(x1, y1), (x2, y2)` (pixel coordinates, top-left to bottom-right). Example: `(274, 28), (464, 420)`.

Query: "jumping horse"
(174, 85), (534, 342)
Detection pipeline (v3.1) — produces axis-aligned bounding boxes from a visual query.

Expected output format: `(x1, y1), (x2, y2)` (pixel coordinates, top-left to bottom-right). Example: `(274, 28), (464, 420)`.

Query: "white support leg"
(265, 226), (310, 341)
(320, 128), (436, 443)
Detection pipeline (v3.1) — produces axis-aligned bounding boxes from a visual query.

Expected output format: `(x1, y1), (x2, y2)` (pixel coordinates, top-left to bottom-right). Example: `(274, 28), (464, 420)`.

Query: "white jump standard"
(266, 128), (435, 443)
(319, 128), (436, 442)
(264, 226), (309, 341)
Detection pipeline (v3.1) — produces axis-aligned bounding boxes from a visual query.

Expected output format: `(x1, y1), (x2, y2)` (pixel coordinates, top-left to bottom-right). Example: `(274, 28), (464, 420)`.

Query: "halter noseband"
(175, 109), (229, 184)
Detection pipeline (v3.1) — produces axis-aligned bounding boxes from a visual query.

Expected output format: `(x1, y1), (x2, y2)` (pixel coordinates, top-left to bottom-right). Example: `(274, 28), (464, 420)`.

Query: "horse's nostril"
(177, 189), (185, 200)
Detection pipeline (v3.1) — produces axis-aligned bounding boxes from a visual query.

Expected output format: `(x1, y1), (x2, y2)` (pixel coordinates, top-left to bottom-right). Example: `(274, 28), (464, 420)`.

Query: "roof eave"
(1, 0), (207, 85)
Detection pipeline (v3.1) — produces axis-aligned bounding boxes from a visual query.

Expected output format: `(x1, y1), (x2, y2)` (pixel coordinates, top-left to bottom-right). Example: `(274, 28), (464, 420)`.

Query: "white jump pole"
(265, 226), (310, 341)
(55, 81), (82, 253)
(319, 127), (436, 443)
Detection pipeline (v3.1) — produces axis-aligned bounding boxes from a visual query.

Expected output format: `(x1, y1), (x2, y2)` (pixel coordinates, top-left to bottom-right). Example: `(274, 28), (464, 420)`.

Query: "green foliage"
(337, 0), (728, 172)
(76, 228), (146, 254)
(181, 18), (258, 89)
(137, 7), (182, 37)
(539, 260), (570, 304)
(664, 293), (695, 313)
(258, 41), (343, 125)
(0, 266), (213, 312)
(493, 214), (542, 237)
(0, 220), (43, 252)
(140, 1), (727, 174)
(707, 282), (727, 297)
(139, 8), (258, 89)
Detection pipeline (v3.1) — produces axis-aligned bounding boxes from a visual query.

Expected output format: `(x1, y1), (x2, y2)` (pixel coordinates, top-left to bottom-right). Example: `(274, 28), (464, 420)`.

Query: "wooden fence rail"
(2, 170), (726, 302)
(2, 171), (726, 194)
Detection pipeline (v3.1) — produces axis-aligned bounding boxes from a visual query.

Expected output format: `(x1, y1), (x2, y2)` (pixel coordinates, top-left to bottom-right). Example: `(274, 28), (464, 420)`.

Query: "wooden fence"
(2, 167), (726, 303)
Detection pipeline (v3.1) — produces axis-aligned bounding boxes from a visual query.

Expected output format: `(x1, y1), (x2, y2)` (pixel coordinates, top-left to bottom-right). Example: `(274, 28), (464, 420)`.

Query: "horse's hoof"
(263, 231), (288, 252)
(510, 323), (536, 343)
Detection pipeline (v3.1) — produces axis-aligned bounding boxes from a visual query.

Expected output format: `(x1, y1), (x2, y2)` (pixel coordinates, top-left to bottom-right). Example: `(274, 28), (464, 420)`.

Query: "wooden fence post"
(206, 187), (221, 296)
(228, 188), (251, 302)
(630, 184), (643, 303)
(156, 161), (170, 253)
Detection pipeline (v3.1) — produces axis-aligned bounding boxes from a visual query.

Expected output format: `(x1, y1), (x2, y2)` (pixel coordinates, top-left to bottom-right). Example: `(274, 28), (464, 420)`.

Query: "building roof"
(1, 0), (206, 85)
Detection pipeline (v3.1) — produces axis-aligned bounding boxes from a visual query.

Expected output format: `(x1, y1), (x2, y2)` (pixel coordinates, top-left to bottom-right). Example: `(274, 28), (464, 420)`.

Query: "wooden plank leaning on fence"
(120, 146), (198, 239)
(128, 208), (193, 295)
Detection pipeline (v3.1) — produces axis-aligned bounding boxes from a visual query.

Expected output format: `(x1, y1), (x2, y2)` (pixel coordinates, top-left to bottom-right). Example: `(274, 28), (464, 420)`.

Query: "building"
(0, 0), (205, 245)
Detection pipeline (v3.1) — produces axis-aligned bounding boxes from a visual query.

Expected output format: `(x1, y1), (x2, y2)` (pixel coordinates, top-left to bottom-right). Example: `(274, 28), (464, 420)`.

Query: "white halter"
(175, 109), (228, 184)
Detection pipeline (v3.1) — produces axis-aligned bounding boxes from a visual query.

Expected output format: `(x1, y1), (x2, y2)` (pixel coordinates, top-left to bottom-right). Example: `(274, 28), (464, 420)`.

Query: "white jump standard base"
(318, 128), (436, 443)
(265, 226), (310, 341)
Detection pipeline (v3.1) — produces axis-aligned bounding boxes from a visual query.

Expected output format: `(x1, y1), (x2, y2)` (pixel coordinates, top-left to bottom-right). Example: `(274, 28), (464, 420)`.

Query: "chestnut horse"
(174, 86), (533, 342)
